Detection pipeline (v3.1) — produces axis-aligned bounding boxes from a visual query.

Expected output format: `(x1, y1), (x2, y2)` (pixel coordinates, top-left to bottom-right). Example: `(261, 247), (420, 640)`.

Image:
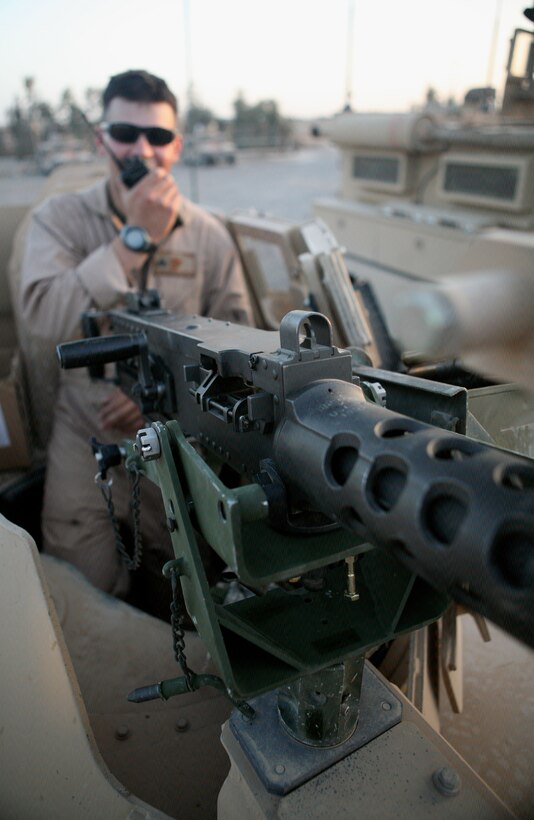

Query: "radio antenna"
(344, 0), (355, 111)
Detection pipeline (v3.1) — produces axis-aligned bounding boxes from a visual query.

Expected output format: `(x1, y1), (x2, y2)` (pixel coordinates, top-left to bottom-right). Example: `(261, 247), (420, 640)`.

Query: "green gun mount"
(120, 418), (445, 705)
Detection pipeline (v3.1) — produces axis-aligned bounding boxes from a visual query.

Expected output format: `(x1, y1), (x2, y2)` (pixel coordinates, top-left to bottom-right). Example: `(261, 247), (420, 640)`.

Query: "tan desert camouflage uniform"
(20, 179), (253, 595)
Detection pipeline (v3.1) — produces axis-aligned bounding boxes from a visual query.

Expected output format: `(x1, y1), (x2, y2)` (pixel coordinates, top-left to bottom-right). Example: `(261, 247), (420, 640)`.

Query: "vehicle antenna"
(344, 0), (355, 111)
(183, 0), (199, 203)
(486, 0), (503, 90)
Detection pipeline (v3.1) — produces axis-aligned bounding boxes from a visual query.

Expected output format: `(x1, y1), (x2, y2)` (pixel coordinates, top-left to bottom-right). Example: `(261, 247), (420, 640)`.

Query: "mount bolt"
(432, 767), (461, 796)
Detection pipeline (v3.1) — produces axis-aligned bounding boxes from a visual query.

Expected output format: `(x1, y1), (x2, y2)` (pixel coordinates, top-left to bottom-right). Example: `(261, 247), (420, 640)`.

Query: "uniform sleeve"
(19, 197), (133, 345)
(200, 218), (255, 326)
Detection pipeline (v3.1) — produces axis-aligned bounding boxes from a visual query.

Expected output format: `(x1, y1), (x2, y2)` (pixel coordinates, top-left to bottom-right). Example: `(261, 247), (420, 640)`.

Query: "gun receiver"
(58, 308), (534, 661)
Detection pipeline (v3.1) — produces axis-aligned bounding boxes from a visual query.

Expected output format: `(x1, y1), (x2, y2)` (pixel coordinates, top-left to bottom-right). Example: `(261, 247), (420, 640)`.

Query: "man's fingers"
(100, 398), (141, 421)
(100, 389), (144, 431)
(100, 400), (139, 422)
(131, 168), (176, 197)
(123, 169), (180, 243)
(159, 184), (180, 210)
(100, 408), (144, 432)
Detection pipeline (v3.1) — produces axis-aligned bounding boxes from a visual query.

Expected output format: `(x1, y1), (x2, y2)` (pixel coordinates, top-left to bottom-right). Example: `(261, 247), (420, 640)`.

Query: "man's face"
(99, 97), (182, 177)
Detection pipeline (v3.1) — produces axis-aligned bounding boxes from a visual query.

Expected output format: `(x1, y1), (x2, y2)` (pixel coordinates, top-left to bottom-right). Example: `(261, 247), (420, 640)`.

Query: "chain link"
(170, 567), (195, 690)
(97, 459), (197, 693)
(96, 463), (143, 571)
(128, 465), (143, 569)
(167, 565), (255, 715)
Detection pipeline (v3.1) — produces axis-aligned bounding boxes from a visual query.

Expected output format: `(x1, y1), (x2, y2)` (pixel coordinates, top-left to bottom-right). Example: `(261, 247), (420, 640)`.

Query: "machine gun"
(56, 297), (533, 811)
(58, 291), (533, 680)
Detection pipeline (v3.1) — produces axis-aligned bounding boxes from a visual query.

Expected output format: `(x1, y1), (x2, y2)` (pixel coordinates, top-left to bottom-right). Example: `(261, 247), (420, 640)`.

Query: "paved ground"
(0, 144), (341, 220)
(174, 144), (341, 221)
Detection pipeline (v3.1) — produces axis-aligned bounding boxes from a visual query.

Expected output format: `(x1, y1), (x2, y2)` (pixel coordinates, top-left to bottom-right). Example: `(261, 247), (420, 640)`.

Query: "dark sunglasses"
(102, 122), (177, 146)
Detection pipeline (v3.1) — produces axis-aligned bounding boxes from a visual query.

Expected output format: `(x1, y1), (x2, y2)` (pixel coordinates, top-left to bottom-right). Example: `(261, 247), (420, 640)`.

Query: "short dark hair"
(102, 70), (178, 114)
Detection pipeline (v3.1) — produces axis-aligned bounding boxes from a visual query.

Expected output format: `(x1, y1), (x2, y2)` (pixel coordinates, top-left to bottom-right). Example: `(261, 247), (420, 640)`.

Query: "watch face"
(127, 227), (145, 250)
(122, 226), (150, 252)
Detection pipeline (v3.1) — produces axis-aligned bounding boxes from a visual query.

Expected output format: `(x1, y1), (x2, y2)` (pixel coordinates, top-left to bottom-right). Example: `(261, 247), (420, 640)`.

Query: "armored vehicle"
(314, 17), (534, 395)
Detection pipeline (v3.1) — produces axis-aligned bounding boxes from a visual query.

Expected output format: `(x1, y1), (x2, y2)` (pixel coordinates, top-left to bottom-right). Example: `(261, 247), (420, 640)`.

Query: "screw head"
(432, 766), (461, 796)
(274, 764), (285, 774)
(381, 701), (392, 711)
(115, 724), (130, 741)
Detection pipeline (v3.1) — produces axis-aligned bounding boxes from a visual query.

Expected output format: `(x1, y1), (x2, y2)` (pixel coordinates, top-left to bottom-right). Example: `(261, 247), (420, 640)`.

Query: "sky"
(0, 0), (530, 126)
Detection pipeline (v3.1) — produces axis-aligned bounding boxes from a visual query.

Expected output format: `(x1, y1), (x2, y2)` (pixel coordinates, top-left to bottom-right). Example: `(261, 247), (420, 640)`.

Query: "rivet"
(115, 724), (130, 740)
(274, 764), (285, 774)
(175, 718), (190, 733)
(381, 701), (392, 711)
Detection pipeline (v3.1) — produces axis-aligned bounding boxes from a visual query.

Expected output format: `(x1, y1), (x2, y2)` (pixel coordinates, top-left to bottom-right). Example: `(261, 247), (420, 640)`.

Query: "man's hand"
(100, 387), (145, 437)
(121, 168), (181, 244)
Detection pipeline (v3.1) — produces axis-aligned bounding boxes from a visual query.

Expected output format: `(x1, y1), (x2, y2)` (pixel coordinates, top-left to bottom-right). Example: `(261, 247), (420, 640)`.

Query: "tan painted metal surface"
(42, 553), (233, 819)
(440, 617), (534, 817)
(0, 514), (168, 818)
(218, 666), (512, 820)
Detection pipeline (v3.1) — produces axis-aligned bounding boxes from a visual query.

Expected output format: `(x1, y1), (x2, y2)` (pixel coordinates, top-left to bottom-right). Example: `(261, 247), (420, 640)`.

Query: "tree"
(6, 80), (101, 158)
(232, 94), (293, 149)
(84, 88), (102, 121)
(185, 100), (216, 132)
(9, 103), (35, 158)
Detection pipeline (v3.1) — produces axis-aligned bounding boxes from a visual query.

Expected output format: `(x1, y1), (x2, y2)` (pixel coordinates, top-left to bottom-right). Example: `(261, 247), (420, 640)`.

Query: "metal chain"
(170, 567), (195, 690)
(128, 464), (143, 569)
(96, 463), (143, 571)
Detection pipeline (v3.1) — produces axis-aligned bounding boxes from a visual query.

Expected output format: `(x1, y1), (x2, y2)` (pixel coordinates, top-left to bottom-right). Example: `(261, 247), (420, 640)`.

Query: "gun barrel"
(274, 379), (534, 646)
(57, 333), (147, 370)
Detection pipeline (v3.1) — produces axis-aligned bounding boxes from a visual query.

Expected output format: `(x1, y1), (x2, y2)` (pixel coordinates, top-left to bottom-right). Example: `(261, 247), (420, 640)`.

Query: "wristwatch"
(119, 225), (156, 253)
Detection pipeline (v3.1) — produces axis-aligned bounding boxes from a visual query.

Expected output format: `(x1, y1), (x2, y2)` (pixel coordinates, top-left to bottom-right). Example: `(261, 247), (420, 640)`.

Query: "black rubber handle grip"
(56, 333), (146, 369)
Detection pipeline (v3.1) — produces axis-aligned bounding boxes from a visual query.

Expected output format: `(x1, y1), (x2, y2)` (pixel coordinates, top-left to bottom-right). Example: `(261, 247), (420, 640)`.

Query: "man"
(20, 70), (253, 599)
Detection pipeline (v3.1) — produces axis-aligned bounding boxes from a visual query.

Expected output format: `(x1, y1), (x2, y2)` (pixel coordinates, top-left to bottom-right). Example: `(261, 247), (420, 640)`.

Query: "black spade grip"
(57, 333), (147, 370)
